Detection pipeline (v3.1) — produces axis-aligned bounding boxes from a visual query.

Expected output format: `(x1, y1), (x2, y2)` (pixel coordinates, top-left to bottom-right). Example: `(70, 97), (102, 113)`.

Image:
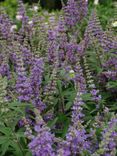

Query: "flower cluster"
(63, 0), (88, 28)
(30, 57), (45, 111)
(93, 116), (117, 156)
(28, 109), (55, 156)
(14, 41), (32, 102)
(0, 1), (117, 156)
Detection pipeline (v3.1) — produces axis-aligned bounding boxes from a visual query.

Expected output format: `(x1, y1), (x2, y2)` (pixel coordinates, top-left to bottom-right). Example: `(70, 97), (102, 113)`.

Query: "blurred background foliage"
(0, 0), (116, 27)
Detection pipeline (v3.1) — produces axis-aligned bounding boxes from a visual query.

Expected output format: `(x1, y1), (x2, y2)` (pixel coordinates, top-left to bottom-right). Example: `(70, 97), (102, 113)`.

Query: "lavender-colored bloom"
(20, 32), (33, 67)
(30, 57), (46, 111)
(32, 98), (46, 112)
(43, 45), (60, 120)
(84, 8), (104, 51)
(24, 123), (34, 140)
(86, 9), (103, 40)
(85, 9), (117, 53)
(100, 32), (117, 53)
(48, 29), (57, 64)
(57, 57), (91, 155)
(21, 46), (32, 66)
(29, 128), (55, 156)
(0, 13), (13, 40)
(22, 117), (35, 140)
(57, 16), (67, 63)
(93, 117), (117, 155)
(58, 74), (90, 155)
(57, 145), (71, 156)
(71, 93), (84, 124)
(28, 110), (55, 156)
(63, 0), (79, 28)
(77, 0), (88, 19)
(0, 64), (10, 78)
(17, 0), (32, 41)
(102, 57), (117, 81)
(58, 92), (90, 155)
(103, 58), (117, 69)
(102, 71), (117, 81)
(14, 42), (32, 102)
(30, 58), (44, 95)
(66, 43), (77, 64)
(99, 57), (117, 94)
(90, 89), (101, 102)
(16, 75), (32, 102)
(16, 0), (26, 22)
(43, 45), (59, 120)
(73, 59), (87, 93)
(66, 93), (90, 154)
(66, 127), (90, 154)
(63, 0), (88, 28)
(77, 39), (88, 56)
(0, 41), (11, 79)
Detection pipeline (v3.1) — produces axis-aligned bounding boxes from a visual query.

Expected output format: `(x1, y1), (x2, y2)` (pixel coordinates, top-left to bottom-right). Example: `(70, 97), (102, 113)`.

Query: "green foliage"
(0, 0), (17, 18)
(0, 100), (33, 155)
(0, 0), (117, 155)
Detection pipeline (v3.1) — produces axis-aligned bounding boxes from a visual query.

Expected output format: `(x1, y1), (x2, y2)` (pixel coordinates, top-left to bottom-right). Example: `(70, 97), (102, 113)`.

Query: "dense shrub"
(0, 0), (117, 156)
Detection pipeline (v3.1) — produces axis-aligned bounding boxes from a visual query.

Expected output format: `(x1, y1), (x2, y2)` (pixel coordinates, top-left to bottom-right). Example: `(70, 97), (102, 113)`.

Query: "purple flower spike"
(58, 80), (90, 155)
(16, 75), (32, 102)
(28, 109), (55, 156)
(63, 0), (88, 28)
(93, 116), (117, 155)
(30, 57), (46, 111)
(14, 42), (32, 102)
(48, 29), (57, 64)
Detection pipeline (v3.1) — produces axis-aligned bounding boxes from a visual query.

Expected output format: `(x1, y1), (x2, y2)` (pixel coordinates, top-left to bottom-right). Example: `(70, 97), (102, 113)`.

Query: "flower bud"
(10, 25), (17, 32)
(112, 21), (117, 27)
(16, 15), (23, 20)
(94, 0), (99, 5)
(33, 6), (38, 12)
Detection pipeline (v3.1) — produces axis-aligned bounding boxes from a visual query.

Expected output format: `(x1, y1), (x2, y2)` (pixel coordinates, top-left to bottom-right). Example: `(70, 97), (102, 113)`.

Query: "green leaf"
(25, 151), (32, 156)
(61, 120), (70, 138)
(16, 131), (25, 137)
(10, 141), (24, 156)
(65, 102), (73, 111)
(82, 93), (92, 101)
(48, 117), (58, 128)
(0, 136), (9, 145)
(106, 81), (117, 89)
(58, 114), (68, 122)
(1, 140), (11, 156)
(57, 80), (62, 93)
(0, 127), (12, 136)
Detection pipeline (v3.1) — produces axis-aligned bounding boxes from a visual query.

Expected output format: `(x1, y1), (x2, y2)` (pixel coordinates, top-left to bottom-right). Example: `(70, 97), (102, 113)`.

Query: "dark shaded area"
(40, 0), (62, 10)
(0, 0), (116, 10)
(0, 0), (66, 10)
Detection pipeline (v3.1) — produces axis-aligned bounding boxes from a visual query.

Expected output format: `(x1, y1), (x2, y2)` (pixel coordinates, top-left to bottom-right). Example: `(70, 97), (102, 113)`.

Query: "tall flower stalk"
(58, 58), (90, 156)
(57, 16), (67, 65)
(0, 74), (8, 124)
(28, 109), (55, 156)
(30, 57), (45, 112)
(43, 45), (59, 120)
(47, 28), (57, 64)
(0, 39), (10, 78)
(14, 41), (32, 102)
(83, 56), (102, 108)
(63, 0), (88, 28)
(93, 115), (117, 156)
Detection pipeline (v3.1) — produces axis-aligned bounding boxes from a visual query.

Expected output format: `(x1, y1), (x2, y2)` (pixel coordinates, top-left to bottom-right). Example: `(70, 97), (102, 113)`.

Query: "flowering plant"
(0, 0), (117, 156)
